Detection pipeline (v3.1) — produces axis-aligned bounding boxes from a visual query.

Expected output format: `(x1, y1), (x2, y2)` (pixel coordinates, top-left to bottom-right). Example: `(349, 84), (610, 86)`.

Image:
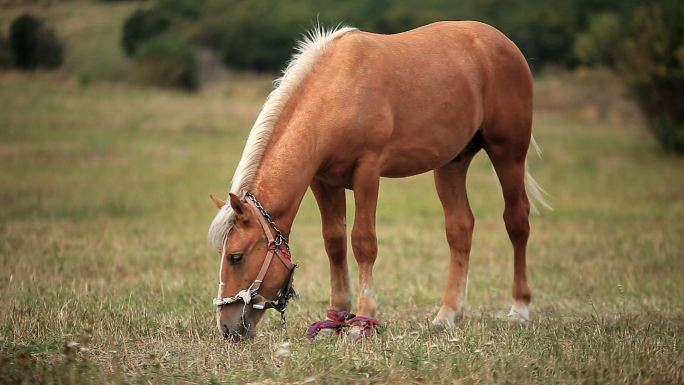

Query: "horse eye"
(229, 254), (243, 264)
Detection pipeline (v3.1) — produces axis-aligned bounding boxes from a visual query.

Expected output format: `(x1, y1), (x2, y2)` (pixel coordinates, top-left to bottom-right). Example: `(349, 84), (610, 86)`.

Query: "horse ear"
(228, 193), (248, 217)
(209, 193), (226, 209)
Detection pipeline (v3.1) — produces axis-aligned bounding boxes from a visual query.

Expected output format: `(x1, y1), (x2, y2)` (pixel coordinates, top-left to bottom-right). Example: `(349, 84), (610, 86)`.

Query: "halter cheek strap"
(250, 199), (295, 273)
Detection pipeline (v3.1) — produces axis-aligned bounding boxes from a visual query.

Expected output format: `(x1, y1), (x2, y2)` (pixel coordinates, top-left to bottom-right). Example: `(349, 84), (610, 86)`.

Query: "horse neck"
(249, 117), (321, 237)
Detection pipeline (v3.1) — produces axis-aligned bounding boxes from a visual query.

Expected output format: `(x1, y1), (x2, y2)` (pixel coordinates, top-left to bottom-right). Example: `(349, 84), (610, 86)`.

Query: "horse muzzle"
(221, 323), (256, 341)
(217, 303), (261, 341)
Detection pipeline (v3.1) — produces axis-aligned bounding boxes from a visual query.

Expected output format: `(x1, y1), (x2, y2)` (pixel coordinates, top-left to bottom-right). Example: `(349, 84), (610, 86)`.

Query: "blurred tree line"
(0, 0), (679, 151)
(120, 0), (682, 152)
(121, 0), (655, 73)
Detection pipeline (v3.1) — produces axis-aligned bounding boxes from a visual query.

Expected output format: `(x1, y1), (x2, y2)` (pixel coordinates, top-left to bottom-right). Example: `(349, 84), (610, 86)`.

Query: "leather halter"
(213, 193), (298, 325)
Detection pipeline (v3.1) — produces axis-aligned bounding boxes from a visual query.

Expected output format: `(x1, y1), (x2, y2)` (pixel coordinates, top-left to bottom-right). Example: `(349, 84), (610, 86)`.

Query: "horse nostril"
(225, 332), (243, 343)
(222, 324), (243, 342)
(227, 334), (242, 343)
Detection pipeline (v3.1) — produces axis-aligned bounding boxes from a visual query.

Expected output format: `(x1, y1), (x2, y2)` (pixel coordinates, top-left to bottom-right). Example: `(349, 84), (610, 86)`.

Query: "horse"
(208, 21), (549, 340)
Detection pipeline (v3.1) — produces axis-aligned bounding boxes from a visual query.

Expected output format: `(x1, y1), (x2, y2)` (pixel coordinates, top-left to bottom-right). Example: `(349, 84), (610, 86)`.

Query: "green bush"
(199, 0), (310, 72)
(122, 8), (170, 57)
(9, 14), (63, 70)
(196, 0), (628, 73)
(133, 33), (198, 91)
(123, 0), (643, 73)
(619, 0), (684, 153)
(573, 12), (623, 67)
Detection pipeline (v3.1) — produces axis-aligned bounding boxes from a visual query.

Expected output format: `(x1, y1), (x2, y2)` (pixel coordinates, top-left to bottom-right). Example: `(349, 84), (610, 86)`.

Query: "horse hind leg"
(484, 136), (533, 323)
(431, 146), (479, 328)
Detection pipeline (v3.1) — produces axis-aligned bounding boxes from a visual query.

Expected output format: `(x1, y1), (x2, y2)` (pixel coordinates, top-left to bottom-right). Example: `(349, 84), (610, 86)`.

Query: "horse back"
(306, 21), (533, 179)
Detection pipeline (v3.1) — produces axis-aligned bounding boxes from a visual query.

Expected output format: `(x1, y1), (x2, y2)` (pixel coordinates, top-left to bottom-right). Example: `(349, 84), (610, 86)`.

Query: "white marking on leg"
(362, 286), (375, 299)
(358, 275), (377, 313)
(432, 273), (469, 328)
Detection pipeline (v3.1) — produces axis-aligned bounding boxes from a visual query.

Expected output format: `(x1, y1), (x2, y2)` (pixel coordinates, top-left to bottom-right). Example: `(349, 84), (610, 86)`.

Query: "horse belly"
(376, 78), (482, 178)
(379, 125), (472, 178)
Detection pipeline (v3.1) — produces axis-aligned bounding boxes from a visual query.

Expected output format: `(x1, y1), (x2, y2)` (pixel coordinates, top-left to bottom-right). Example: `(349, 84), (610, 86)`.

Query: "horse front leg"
(305, 180), (354, 339)
(310, 179), (351, 312)
(347, 156), (382, 338)
(351, 157), (380, 316)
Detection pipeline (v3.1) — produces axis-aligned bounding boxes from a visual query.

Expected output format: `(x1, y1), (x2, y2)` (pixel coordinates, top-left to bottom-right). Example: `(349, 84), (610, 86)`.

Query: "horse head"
(210, 193), (297, 341)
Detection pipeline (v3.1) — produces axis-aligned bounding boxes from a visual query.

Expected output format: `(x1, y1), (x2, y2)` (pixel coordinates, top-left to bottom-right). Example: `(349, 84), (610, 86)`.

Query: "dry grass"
(0, 68), (683, 384)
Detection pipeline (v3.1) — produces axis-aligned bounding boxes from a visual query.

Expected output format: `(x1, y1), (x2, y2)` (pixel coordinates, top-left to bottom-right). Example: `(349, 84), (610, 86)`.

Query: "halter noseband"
(213, 192), (298, 326)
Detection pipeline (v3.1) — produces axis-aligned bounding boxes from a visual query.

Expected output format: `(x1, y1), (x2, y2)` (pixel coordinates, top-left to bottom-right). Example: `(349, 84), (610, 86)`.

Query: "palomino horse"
(209, 21), (549, 340)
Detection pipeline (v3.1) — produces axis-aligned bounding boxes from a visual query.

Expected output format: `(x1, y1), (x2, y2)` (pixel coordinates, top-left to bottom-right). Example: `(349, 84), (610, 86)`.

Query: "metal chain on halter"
(245, 192), (290, 252)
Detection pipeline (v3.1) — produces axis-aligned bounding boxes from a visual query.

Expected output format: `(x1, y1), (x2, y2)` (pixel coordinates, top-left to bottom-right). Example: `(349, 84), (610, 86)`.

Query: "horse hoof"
(430, 319), (450, 332)
(347, 325), (363, 340)
(346, 317), (381, 341)
(507, 303), (531, 324)
(347, 324), (376, 341)
(431, 306), (464, 330)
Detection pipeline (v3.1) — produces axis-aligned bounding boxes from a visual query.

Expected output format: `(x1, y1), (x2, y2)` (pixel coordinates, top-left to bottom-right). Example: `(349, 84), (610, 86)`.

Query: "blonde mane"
(208, 24), (357, 249)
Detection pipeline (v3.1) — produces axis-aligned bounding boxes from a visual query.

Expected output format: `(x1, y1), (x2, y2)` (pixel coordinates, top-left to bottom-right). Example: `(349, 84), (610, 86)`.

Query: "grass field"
(1, 69), (683, 384)
(1, 3), (684, 385)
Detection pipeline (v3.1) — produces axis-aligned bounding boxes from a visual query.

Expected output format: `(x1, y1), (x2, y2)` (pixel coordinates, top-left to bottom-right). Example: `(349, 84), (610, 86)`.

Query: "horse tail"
(524, 135), (552, 215)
